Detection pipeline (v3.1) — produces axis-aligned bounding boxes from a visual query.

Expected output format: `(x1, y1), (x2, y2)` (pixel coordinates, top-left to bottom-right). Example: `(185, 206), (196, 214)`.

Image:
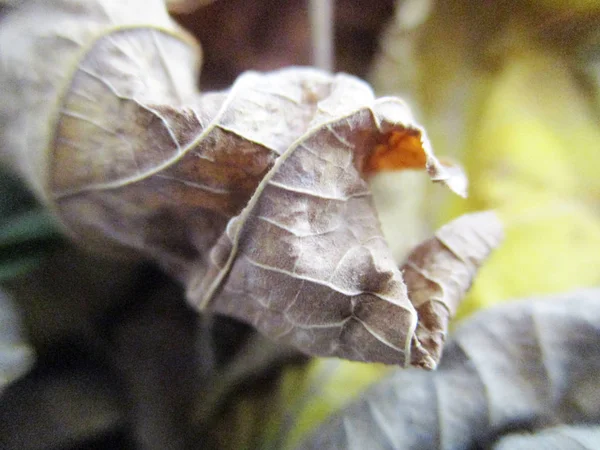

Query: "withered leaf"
(404, 211), (504, 368)
(297, 289), (600, 449)
(0, 0), (496, 367)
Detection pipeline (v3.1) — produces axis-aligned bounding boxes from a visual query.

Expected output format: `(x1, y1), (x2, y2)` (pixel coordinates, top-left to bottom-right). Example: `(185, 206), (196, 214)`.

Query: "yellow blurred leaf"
(445, 42), (600, 316)
(261, 358), (391, 450)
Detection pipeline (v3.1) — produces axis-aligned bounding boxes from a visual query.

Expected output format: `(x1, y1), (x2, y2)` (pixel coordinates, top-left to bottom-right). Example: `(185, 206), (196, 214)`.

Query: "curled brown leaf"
(0, 0), (498, 367)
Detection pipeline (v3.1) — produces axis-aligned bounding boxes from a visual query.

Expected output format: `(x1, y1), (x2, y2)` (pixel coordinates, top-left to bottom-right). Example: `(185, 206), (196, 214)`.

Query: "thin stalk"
(309, 0), (334, 72)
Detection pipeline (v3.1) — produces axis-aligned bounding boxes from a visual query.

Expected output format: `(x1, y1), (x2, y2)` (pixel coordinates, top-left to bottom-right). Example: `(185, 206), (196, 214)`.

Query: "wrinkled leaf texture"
(297, 288), (600, 449)
(0, 0), (499, 366)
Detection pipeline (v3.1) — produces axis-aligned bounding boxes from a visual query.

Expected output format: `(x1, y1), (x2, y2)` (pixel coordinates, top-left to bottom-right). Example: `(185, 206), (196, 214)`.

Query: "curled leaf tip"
(430, 160), (469, 198)
(403, 211), (504, 369)
(365, 102), (468, 198)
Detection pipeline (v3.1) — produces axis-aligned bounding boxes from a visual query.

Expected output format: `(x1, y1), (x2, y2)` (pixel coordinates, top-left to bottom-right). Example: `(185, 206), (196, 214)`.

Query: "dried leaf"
(297, 288), (600, 450)
(258, 211), (503, 449)
(185, 87), (475, 366)
(402, 211), (504, 368)
(0, 0), (491, 367)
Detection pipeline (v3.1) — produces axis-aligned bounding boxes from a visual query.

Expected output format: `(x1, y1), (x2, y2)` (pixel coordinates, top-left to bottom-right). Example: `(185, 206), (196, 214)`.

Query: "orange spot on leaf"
(365, 130), (427, 173)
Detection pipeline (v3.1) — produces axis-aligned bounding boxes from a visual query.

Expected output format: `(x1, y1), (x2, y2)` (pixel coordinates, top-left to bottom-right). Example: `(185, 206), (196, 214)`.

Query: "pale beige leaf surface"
(0, 0), (495, 366)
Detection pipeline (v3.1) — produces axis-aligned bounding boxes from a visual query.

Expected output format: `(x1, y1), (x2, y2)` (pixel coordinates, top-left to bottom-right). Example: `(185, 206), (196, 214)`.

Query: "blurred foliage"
(0, 170), (62, 282)
(262, 359), (392, 450)
(455, 44), (600, 313)
(172, 0), (395, 89)
(0, 290), (34, 396)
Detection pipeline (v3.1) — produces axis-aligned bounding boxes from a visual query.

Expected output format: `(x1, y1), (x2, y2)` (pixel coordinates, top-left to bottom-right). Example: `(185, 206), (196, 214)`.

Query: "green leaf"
(0, 170), (62, 281)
